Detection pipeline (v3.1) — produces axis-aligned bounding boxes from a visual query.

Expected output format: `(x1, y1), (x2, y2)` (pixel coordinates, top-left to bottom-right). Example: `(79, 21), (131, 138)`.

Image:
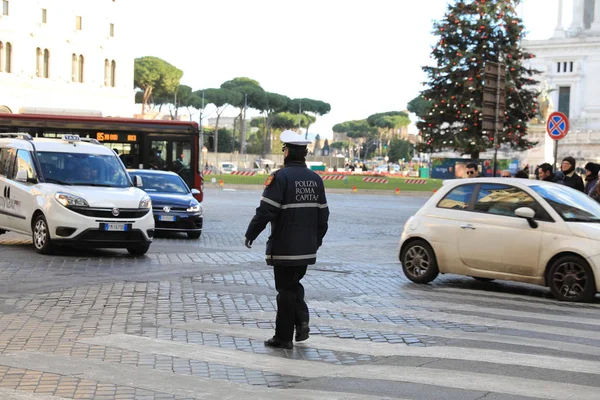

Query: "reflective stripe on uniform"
(281, 203), (328, 209)
(266, 254), (317, 260)
(260, 196), (282, 208)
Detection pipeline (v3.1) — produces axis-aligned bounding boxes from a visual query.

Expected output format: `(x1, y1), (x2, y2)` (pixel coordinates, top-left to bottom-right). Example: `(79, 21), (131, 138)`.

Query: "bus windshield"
(37, 152), (131, 188)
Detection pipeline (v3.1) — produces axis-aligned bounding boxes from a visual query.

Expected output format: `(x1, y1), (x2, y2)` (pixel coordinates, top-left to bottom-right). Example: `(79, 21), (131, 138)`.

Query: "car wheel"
(187, 232), (201, 239)
(127, 244), (150, 256)
(473, 277), (495, 282)
(548, 256), (597, 302)
(401, 239), (439, 283)
(33, 215), (54, 254)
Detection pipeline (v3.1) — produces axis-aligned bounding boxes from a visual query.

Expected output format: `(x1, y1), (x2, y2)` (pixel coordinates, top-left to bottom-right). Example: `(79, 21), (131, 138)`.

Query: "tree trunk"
(142, 87), (152, 115)
(261, 114), (268, 158)
(239, 108), (246, 154)
(232, 116), (237, 150)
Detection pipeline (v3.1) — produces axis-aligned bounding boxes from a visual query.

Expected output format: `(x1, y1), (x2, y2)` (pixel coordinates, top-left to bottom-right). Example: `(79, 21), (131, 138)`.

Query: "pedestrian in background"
(561, 157), (584, 192)
(244, 130), (329, 349)
(584, 162), (600, 195)
(515, 170), (529, 178)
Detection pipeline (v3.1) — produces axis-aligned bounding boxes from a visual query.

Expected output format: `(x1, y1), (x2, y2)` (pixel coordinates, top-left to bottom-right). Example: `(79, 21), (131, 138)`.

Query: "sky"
(128, 0), (568, 140)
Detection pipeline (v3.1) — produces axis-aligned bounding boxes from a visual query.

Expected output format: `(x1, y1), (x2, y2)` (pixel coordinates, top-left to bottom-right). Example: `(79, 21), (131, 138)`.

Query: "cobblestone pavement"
(0, 187), (597, 399)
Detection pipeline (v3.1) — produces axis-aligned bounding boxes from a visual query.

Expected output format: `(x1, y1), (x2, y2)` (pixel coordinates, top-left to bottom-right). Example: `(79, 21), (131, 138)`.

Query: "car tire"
(473, 277), (495, 282)
(548, 255), (597, 302)
(401, 239), (439, 284)
(32, 214), (54, 255)
(187, 232), (201, 239)
(127, 244), (150, 256)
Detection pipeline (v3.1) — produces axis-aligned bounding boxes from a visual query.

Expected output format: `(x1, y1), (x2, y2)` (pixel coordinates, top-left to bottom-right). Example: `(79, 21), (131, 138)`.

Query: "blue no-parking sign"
(546, 112), (569, 140)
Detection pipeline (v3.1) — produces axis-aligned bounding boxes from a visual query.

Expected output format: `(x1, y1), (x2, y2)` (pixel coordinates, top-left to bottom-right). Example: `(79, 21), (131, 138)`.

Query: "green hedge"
(205, 173), (442, 192)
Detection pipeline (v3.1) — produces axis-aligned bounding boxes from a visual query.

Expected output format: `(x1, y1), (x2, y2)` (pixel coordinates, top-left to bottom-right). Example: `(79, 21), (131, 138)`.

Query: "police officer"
(245, 130), (329, 349)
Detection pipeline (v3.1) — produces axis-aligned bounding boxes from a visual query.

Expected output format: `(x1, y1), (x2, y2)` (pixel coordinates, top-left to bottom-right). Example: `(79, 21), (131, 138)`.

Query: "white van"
(0, 133), (154, 255)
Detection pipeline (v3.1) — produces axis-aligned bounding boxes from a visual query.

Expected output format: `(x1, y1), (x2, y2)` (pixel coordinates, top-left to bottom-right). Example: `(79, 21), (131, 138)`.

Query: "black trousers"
(273, 265), (309, 341)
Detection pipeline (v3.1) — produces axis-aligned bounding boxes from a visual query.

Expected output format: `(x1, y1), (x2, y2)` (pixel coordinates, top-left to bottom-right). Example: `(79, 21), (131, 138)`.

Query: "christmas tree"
(416, 0), (539, 159)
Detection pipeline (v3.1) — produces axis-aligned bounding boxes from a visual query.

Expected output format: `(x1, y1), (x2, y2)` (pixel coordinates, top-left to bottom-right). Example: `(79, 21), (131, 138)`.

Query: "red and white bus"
(0, 113), (204, 201)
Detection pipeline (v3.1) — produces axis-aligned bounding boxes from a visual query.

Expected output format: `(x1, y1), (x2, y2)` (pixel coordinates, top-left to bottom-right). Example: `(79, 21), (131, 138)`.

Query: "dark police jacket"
(245, 161), (329, 267)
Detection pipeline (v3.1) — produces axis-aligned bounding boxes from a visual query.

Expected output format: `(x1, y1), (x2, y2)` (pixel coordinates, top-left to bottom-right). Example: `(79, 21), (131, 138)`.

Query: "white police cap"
(280, 130), (311, 146)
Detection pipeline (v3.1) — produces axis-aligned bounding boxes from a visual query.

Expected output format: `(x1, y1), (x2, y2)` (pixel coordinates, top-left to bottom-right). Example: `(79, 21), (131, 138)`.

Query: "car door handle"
(460, 224), (476, 230)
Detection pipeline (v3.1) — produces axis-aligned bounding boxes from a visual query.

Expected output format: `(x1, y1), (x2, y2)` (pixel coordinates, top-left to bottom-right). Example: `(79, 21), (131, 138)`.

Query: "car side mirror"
(15, 170), (28, 182)
(132, 175), (144, 187)
(515, 207), (538, 229)
(191, 188), (200, 195)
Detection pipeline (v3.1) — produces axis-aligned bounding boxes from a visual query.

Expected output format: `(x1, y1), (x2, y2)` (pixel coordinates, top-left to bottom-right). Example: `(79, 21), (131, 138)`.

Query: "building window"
(36, 48), (42, 77)
(2, 0), (8, 16)
(41, 8), (47, 23)
(4, 42), (10, 73)
(43, 49), (50, 78)
(109, 23), (114, 37)
(104, 59), (110, 86)
(104, 59), (116, 87)
(111, 60), (116, 87)
(71, 54), (77, 82)
(75, 16), (82, 30)
(558, 86), (571, 118)
(78, 55), (84, 83)
(37, 48), (50, 78)
(72, 54), (84, 82)
(556, 61), (575, 73)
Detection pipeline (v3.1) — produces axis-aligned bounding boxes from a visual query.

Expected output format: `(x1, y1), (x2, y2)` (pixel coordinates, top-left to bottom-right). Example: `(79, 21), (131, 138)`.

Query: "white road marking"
(0, 388), (67, 400)
(350, 289), (600, 316)
(81, 334), (600, 400)
(365, 297), (600, 326)
(0, 351), (398, 400)
(171, 320), (600, 374)
(307, 300), (600, 340)
(435, 287), (600, 309)
(238, 311), (600, 357)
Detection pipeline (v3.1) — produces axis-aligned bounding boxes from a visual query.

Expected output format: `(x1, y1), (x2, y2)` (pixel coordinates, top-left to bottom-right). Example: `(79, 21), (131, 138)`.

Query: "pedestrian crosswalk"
(0, 283), (597, 400)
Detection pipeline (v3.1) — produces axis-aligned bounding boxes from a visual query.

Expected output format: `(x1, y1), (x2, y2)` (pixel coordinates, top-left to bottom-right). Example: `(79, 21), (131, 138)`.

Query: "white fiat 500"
(0, 133), (154, 255)
(399, 178), (600, 302)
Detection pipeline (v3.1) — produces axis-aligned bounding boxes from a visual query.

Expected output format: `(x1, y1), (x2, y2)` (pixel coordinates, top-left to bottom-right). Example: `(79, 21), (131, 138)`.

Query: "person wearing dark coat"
(560, 156), (585, 192)
(245, 130), (329, 349)
(515, 170), (529, 179)
(538, 163), (563, 184)
(584, 162), (600, 196)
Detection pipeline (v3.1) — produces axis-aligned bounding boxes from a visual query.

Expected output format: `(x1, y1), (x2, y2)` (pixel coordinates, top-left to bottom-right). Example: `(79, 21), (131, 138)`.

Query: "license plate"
(102, 223), (128, 231)
(159, 215), (176, 222)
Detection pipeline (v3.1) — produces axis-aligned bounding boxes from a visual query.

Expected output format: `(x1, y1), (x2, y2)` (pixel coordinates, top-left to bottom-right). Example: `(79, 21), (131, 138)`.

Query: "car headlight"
(55, 192), (89, 207)
(139, 195), (152, 209)
(187, 204), (201, 213)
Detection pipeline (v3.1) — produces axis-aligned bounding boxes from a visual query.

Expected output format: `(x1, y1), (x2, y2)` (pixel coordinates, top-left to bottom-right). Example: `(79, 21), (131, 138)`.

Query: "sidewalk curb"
(205, 184), (434, 197)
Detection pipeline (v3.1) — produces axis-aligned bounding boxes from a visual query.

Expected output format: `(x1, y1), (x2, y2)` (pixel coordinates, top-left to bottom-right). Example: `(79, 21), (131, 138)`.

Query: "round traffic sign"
(546, 111), (569, 140)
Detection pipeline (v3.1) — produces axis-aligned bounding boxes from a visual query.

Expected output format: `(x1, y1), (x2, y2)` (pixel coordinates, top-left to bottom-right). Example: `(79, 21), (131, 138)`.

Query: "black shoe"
(264, 336), (293, 349)
(295, 322), (310, 342)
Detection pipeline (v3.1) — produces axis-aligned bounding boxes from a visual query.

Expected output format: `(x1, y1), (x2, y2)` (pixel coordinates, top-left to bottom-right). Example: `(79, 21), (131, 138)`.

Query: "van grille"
(68, 207), (149, 219)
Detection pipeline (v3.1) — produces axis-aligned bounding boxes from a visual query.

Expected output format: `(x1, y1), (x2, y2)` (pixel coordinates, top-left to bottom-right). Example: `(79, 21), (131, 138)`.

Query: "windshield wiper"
(44, 178), (72, 186)
(72, 183), (117, 187)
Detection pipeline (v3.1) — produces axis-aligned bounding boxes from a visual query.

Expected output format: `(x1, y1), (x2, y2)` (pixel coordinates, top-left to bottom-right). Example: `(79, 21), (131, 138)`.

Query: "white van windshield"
(37, 152), (131, 188)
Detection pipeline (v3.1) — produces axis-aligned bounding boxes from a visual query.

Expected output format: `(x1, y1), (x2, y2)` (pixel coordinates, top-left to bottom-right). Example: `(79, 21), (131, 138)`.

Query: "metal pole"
(553, 140), (558, 171)
(492, 63), (502, 177)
